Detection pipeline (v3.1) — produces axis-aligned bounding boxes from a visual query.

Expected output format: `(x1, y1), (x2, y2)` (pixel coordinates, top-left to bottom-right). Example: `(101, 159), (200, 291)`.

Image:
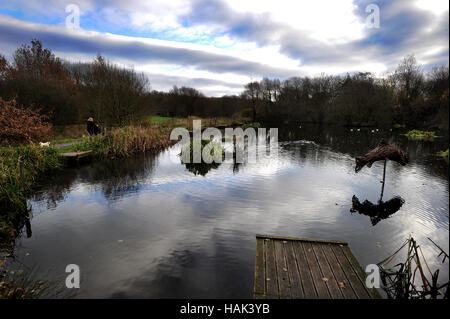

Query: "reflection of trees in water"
(184, 162), (221, 176)
(79, 155), (156, 200)
(31, 169), (78, 210)
(350, 195), (405, 226)
(180, 139), (250, 176)
(31, 153), (157, 208)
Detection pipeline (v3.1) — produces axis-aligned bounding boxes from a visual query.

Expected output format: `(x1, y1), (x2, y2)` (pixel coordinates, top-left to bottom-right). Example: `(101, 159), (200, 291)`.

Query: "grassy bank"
(69, 125), (174, 158)
(0, 144), (61, 246)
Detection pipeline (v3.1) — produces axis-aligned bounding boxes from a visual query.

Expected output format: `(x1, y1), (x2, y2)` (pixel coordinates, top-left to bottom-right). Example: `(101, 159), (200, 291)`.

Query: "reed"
(72, 125), (173, 158)
(378, 236), (449, 299)
(0, 144), (60, 245)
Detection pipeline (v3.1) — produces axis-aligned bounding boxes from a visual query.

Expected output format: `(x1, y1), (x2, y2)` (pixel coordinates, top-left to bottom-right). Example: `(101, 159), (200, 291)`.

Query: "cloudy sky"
(0, 0), (448, 96)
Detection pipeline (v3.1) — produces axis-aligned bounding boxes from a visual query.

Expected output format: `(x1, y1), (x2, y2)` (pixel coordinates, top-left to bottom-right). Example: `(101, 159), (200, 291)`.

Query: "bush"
(438, 149), (449, 162)
(405, 129), (436, 140)
(0, 98), (52, 144)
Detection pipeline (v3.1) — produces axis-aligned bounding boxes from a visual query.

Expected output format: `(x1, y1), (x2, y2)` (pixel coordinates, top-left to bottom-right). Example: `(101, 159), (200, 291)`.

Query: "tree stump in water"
(355, 139), (408, 173)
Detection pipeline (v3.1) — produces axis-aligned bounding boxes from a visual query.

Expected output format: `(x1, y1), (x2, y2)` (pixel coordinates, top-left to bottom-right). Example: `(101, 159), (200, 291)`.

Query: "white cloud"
(415, 0), (449, 16)
(227, 0), (366, 44)
(0, 0), (448, 95)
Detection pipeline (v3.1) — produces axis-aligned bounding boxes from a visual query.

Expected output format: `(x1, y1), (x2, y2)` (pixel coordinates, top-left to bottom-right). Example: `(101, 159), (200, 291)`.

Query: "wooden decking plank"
(254, 235), (379, 299)
(321, 244), (357, 299)
(256, 234), (348, 245)
(265, 239), (280, 298)
(292, 241), (317, 298)
(303, 242), (330, 298)
(61, 150), (93, 158)
(284, 241), (304, 299)
(312, 243), (344, 299)
(274, 240), (291, 298)
(331, 245), (371, 299)
(341, 245), (382, 299)
(254, 238), (265, 297)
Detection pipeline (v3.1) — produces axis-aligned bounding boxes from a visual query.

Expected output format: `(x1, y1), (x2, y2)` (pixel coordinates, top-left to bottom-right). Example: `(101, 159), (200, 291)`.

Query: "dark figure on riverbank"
(355, 139), (408, 173)
(86, 117), (101, 139)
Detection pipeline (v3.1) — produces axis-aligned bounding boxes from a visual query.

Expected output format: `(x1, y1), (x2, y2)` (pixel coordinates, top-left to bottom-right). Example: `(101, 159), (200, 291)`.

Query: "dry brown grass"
(71, 125), (174, 158)
(105, 125), (173, 157)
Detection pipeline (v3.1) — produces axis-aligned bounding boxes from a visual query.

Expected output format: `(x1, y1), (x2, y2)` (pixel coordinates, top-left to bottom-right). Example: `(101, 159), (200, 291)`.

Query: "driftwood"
(355, 139), (408, 173)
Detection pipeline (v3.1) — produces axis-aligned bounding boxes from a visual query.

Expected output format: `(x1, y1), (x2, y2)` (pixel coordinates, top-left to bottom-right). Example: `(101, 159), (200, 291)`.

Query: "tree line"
(0, 40), (448, 129)
(242, 56), (448, 129)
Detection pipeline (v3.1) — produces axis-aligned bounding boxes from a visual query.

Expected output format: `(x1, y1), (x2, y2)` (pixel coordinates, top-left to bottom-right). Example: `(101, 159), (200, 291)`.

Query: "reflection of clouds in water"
(18, 125), (448, 298)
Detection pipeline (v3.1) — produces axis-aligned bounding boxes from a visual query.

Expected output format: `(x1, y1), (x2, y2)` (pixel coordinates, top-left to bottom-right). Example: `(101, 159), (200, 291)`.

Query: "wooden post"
(379, 159), (387, 202)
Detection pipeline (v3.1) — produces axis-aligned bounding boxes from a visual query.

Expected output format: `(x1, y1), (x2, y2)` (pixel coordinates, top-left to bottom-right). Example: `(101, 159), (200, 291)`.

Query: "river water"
(9, 124), (449, 298)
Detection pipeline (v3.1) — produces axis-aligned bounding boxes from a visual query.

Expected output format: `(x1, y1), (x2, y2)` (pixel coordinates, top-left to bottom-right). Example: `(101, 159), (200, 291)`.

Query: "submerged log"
(355, 139), (408, 173)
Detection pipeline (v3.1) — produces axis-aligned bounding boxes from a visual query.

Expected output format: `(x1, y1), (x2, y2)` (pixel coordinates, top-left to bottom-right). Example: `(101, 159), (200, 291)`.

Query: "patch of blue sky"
(0, 8), (239, 52)
(0, 9), (62, 25)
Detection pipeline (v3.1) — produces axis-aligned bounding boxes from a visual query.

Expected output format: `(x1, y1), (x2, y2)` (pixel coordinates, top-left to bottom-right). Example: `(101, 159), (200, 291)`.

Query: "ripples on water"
(8, 125), (449, 298)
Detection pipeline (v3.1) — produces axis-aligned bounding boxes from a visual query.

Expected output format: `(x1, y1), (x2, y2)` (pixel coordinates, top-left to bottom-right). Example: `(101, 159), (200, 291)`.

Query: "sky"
(0, 0), (448, 96)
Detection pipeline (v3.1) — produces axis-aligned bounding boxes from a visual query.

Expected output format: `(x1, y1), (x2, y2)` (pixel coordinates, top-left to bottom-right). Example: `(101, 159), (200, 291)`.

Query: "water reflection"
(350, 195), (405, 226)
(7, 124), (448, 298)
(30, 153), (158, 213)
(183, 162), (222, 176)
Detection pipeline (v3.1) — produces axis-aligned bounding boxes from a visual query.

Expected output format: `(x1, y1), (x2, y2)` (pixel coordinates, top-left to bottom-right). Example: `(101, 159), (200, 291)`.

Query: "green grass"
(148, 116), (173, 123)
(0, 144), (61, 245)
(437, 149), (449, 162)
(405, 129), (437, 141)
(50, 137), (87, 145)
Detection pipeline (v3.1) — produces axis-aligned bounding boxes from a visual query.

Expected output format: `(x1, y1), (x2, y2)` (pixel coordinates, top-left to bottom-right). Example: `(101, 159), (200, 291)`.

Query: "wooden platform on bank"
(60, 150), (93, 159)
(254, 234), (381, 299)
(60, 150), (93, 165)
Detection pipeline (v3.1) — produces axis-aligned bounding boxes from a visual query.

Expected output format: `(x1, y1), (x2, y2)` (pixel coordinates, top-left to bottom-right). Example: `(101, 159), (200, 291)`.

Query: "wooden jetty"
(254, 234), (381, 299)
(60, 150), (93, 165)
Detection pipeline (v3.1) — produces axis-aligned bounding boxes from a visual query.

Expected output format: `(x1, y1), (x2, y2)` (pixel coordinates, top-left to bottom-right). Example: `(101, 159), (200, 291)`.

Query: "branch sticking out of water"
(377, 236), (448, 299)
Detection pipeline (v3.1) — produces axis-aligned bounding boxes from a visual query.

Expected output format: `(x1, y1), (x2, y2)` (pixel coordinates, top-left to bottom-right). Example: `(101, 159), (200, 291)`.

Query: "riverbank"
(0, 124), (175, 248)
(0, 144), (60, 247)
